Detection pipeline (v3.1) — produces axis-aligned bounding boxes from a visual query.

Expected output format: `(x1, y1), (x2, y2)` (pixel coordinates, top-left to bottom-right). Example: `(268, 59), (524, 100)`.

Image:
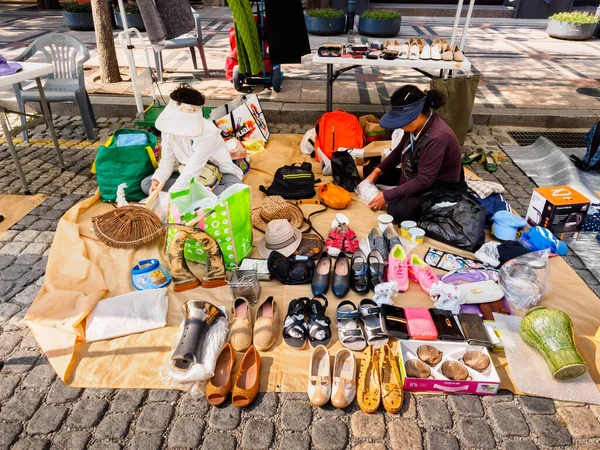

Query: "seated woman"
(141, 84), (244, 196)
(364, 84), (465, 223)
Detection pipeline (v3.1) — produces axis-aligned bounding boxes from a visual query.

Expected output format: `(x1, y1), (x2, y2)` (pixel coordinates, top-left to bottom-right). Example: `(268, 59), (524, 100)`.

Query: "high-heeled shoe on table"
(308, 345), (331, 406)
(357, 346), (381, 414)
(453, 44), (465, 62)
(230, 297), (252, 352)
(379, 344), (404, 414)
(253, 296), (278, 352)
(431, 39), (442, 60)
(331, 349), (356, 409)
(205, 343), (235, 406)
(231, 345), (261, 407)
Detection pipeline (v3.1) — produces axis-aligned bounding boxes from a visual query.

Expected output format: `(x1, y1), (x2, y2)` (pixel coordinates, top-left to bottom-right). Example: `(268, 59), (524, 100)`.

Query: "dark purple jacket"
(378, 113), (463, 202)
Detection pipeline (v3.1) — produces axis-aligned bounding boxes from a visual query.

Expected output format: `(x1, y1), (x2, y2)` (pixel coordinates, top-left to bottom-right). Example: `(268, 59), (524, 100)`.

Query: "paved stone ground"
(1, 6), (599, 115)
(1, 116), (600, 449)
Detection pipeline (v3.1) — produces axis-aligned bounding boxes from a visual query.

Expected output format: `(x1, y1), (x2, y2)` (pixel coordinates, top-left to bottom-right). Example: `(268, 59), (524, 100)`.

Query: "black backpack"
(259, 162), (317, 199)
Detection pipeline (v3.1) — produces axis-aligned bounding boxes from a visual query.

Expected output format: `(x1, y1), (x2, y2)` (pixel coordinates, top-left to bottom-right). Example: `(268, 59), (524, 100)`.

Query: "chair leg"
(16, 97), (28, 143)
(75, 92), (96, 141)
(196, 38), (209, 77)
(154, 51), (164, 83)
(85, 92), (97, 127)
(189, 47), (198, 70)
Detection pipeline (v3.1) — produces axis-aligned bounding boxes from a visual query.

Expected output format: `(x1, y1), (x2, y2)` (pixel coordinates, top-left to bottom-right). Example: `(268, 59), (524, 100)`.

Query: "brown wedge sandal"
(357, 346), (381, 414)
(379, 344), (404, 414)
(231, 345), (261, 407)
(205, 344), (235, 406)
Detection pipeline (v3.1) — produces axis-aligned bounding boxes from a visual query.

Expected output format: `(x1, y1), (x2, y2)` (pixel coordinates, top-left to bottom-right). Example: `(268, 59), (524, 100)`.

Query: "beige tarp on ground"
(0, 193), (46, 235)
(25, 135), (600, 392)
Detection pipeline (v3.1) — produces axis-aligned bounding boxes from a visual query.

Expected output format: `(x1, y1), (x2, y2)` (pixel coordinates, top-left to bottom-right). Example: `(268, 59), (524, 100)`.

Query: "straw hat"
(257, 219), (302, 258)
(252, 196), (304, 232)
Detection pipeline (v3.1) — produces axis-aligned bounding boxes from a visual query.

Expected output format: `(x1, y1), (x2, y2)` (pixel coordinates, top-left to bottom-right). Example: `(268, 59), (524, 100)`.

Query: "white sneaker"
(420, 41), (431, 59)
(399, 41), (409, 59)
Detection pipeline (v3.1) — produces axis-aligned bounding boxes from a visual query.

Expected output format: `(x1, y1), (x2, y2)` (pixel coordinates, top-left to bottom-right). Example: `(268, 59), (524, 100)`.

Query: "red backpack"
(314, 110), (365, 161)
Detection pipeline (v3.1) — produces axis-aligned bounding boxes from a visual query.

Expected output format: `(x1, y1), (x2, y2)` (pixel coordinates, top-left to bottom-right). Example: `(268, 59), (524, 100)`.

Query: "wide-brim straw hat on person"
(252, 196), (304, 232)
(155, 99), (205, 137)
(257, 219), (302, 258)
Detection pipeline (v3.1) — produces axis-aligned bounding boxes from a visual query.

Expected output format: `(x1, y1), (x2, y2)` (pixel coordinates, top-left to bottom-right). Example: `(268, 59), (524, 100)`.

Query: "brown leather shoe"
(230, 297), (252, 352)
(205, 343), (235, 406)
(231, 345), (261, 407)
(253, 296), (279, 351)
(357, 346), (381, 414)
(379, 344), (404, 414)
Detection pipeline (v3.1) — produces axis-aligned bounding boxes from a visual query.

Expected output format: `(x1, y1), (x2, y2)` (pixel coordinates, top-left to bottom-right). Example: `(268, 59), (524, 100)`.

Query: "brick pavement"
(1, 116), (600, 449)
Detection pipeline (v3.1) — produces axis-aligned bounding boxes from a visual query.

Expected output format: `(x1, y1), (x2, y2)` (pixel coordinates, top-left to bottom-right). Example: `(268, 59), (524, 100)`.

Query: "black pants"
(363, 162), (424, 223)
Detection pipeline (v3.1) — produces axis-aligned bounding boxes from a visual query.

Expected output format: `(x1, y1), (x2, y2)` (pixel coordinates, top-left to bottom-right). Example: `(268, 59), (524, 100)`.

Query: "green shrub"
(307, 8), (345, 19)
(361, 9), (401, 20)
(548, 11), (599, 24)
(61, 1), (93, 13)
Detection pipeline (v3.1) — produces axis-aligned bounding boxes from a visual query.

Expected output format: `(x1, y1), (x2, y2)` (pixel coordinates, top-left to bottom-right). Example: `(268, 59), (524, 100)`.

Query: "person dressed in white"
(141, 84), (244, 196)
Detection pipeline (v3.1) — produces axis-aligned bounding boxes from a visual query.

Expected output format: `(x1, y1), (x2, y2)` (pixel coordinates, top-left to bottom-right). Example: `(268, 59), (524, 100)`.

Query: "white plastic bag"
(301, 128), (316, 155)
(85, 288), (169, 343)
(355, 180), (380, 205)
(499, 250), (551, 311)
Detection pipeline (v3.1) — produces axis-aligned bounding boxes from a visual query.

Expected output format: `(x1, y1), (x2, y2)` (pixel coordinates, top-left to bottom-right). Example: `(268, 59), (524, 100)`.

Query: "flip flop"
(484, 151), (498, 173)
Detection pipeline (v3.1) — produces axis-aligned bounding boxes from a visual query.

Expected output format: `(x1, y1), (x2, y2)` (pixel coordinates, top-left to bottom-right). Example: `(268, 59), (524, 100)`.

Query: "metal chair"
(13, 33), (96, 142)
(153, 12), (209, 83)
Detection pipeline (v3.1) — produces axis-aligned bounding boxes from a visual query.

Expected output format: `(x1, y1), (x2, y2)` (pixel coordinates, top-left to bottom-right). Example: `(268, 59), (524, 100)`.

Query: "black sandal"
(307, 294), (332, 348)
(283, 297), (308, 350)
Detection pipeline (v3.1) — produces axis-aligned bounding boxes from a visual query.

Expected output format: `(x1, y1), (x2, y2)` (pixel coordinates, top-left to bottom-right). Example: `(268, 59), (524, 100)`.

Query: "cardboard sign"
(210, 94), (270, 142)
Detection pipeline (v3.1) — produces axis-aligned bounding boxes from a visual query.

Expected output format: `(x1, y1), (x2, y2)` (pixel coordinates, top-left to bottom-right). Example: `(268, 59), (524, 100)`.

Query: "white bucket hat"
(155, 99), (205, 137)
(257, 219), (302, 258)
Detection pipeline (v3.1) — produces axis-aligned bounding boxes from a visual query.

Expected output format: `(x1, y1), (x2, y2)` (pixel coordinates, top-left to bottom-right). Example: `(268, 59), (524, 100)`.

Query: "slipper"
(461, 149), (484, 165)
(283, 297), (308, 350)
(484, 151), (498, 173)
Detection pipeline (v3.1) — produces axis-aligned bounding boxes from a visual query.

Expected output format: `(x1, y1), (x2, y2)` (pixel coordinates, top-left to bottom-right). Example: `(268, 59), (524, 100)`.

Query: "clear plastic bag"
(355, 180), (380, 205)
(499, 250), (551, 311)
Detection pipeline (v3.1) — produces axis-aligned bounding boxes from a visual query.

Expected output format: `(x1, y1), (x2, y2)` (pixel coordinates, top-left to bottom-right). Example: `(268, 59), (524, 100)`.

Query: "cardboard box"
(398, 340), (500, 395)
(525, 186), (590, 240)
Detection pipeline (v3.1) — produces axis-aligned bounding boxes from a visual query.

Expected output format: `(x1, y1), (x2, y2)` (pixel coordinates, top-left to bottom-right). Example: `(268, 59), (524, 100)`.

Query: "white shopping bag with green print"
(166, 180), (254, 270)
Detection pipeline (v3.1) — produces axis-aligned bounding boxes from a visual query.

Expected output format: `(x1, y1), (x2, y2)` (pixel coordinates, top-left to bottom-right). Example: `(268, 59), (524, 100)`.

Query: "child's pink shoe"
(408, 255), (438, 295)
(387, 244), (409, 292)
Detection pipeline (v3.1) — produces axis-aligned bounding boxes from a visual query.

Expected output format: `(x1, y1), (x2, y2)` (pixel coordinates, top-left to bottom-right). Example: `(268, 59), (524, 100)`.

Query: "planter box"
(305, 15), (346, 36)
(547, 19), (597, 40)
(358, 16), (401, 37)
(116, 12), (146, 31)
(62, 11), (94, 31)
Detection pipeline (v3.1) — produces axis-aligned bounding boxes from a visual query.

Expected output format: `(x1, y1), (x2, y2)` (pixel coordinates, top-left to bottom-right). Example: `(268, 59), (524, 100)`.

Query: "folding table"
(0, 61), (65, 194)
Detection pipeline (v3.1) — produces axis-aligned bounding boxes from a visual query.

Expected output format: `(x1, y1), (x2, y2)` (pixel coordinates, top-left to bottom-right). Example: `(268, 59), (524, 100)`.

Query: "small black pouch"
(267, 251), (315, 285)
(429, 308), (465, 342)
(380, 304), (409, 340)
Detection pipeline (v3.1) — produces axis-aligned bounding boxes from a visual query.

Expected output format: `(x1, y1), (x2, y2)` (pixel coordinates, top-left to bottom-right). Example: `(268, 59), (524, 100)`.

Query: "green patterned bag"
(166, 179), (253, 270)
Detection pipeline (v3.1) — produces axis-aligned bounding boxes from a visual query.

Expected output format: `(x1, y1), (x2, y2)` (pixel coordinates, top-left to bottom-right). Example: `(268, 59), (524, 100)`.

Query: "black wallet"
(429, 309), (465, 342)
(380, 304), (410, 340)
(458, 313), (493, 347)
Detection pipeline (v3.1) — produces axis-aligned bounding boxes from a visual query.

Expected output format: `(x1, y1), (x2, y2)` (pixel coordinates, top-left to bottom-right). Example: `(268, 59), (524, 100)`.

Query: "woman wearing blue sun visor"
(363, 85), (465, 223)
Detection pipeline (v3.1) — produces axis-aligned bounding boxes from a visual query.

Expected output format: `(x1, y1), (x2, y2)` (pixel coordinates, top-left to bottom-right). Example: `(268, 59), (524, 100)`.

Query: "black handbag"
(332, 151), (361, 192)
(259, 162), (317, 199)
(267, 251), (315, 285)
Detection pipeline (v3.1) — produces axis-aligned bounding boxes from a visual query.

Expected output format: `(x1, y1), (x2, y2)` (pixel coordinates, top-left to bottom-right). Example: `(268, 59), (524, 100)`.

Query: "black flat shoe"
(331, 252), (351, 298)
(368, 250), (385, 289)
(312, 252), (331, 296)
(350, 250), (369, 294)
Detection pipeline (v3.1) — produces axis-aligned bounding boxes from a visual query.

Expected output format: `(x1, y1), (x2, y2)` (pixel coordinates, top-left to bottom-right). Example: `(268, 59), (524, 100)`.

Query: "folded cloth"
(466, 174), (505, 199)
(137, 0), (194, 49)
(0, 53), (22, 76)
(519, 226), (568, 256)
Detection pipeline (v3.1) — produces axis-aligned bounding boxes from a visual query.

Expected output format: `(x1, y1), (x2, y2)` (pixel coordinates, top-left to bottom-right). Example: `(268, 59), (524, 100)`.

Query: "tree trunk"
(91, 0), (122, 83)
(37, 0), (61, 9)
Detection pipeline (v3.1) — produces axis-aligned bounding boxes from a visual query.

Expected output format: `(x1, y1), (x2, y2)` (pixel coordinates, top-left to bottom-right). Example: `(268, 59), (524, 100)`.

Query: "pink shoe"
(387, 244), (409, 292)
(408, 255), (438, 295)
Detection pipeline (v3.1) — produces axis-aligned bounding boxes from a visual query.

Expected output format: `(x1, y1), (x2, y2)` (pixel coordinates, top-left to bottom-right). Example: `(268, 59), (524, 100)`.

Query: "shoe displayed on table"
(408, 38), (420, 60)
(453, 44), (465, 62)
(283, 297), (308, 350)
(331, 349), (356, 409)
(368, 249), (385, 289)
(336, 300), (367, 352)
(387, 244), (409, 292)
(399, 41), (410, 59)
(379, 344), (404, 413)
(312, 251), (332, 296)
(307, 294), (332, 348)
(308, 345), (331, 406)
(253, 296), (279, 351)
(230, 297), (253, 352)
(484, 151), (498, 173)
(383, 225), (402, 251)
(442, 39), (453, 61)
(332, 252), (351, 298)
(359, 299), (389, 348)
(431, 39), (442, 60)
(408, 255), (439, 295)
(357, 346), (381, 414)
(205, 343), (235, 406)
(351, 250), (370, 294)
(420, 40), (431, 59)
(231, 345), (261, 407)
(368, 227), (389, 261)
(461, 148), (484, 165)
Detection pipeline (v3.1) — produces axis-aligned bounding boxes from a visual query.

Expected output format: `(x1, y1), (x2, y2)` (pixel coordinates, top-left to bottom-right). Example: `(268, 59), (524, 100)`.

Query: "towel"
(137, 0), (195, 49)
(228, 0), (263, 75)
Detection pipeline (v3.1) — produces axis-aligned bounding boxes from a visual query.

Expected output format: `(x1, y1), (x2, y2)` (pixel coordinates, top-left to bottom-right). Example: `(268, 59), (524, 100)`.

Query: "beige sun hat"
(251, 196), (304, 232)
(257, 219), (302, 258)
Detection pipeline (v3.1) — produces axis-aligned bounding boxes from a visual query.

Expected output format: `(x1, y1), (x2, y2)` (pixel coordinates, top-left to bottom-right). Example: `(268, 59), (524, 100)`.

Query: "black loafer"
(368, 249), (385, 289)
(312, 252), (331, 296)
(332, 252), (351, 298)
(350, 250), (369, 294)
